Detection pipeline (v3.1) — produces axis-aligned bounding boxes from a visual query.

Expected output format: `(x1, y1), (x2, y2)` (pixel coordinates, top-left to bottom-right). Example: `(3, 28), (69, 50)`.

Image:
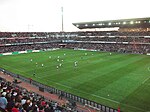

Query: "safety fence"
(0, 68), (120, 112)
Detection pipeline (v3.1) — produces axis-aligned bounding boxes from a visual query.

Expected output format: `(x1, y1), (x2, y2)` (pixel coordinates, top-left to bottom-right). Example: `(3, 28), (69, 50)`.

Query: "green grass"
(0, 49), (150, 112)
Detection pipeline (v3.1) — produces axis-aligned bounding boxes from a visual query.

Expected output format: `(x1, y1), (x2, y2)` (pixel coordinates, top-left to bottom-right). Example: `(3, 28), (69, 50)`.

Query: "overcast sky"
(0, 0), (149, 32)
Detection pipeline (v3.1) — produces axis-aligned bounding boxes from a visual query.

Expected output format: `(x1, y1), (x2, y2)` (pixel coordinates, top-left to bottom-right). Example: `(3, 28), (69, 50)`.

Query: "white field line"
(2, 65), (148, 112)
(142, 67), (150, 84)
(90, 94), (146, 111)
(91, 94), (119, 104)
(55, 82), (72, 89)
(129, 72), (150, 85)
(37, 76), (146, 112)
(142, 76), (150, 84)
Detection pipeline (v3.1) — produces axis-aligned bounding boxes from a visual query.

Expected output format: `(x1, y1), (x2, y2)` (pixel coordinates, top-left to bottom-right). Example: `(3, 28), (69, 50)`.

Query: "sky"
(0, 0), (149, 32)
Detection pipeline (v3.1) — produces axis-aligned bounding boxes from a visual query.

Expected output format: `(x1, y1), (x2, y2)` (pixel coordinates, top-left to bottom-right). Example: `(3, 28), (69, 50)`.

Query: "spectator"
(0, 92), (8, 110)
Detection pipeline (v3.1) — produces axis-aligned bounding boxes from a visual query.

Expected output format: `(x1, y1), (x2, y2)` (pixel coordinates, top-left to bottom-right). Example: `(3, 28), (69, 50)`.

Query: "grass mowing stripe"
(37, 74), (146, 112)
(1, 49), (150, 112)
(1, 64), (26, 74)
(71, 54), (144, 91)
(59, 53), (128, 85)
(91, 94), (146, 112)
(34, 72), (147, 112)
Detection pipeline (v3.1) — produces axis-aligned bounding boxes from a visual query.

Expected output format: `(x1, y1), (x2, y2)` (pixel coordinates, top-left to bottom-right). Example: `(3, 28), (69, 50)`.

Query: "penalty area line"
(91, 94), (145, 111)
(142, 76), (150, 84)
(36, 76), (146, 112)
(142, 67), (150, 84)
(91, 94), (119, 104)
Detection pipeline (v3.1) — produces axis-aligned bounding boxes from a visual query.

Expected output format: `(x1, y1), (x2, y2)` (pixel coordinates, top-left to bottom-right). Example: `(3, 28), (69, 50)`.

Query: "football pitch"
(0, 49), (150, 112)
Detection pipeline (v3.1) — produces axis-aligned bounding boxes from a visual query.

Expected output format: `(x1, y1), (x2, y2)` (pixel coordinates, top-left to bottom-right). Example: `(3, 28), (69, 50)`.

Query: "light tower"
(61, 7), (64, 32)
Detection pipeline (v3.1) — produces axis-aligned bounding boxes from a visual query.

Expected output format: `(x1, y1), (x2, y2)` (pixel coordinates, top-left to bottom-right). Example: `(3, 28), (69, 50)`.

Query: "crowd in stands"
(0, 78), (78, 112)
(0, 38), (62, 44)
(1, 36), (150, 44)
(1, 31), (150, 44)
(72, 36), (150, 43)
(65, 43), (150, 54)
(0, 42), (149, 54)
(77, 31), (150, 36)
(1, 31), (150, 38)
(0, 31), (149, 112)
(0, 31), (150, 54)
(0, 32), (77, 38)
(0, 43), (59, 53)
(0, 80), (59, 112)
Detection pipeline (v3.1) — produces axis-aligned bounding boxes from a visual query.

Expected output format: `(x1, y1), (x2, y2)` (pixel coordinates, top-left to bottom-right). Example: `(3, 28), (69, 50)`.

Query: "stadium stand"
(0, 31), (150, 54)
(0, 74), (96, 112)
(0, 79), (64, 112)
(0, 17), (150, 112)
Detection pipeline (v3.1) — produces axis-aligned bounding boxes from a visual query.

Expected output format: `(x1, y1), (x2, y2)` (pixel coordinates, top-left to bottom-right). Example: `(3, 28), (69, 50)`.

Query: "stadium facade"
(73, 17), (150, 32)
(0, 17), (150, 112)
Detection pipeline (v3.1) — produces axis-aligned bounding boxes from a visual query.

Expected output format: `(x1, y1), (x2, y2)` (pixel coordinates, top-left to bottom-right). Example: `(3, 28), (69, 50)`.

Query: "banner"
(0, 48), (59, 57)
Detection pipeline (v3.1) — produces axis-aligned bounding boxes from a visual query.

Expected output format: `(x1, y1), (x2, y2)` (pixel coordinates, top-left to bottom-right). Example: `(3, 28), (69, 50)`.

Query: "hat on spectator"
(2, 92), (6, 96)
(13, 92), (17, 96)
(3, 87), (7, 89)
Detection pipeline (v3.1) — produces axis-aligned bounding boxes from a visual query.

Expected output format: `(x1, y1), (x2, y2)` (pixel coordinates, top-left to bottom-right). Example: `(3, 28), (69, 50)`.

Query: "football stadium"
(0, 1), (150, 112)
(0, 17), (150, 112)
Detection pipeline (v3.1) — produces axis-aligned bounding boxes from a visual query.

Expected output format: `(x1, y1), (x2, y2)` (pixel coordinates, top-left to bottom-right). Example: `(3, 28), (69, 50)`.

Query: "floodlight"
(108, 23), (111, 25)
(85, 24), (88, 26)
(76, 25), (79, 27)
(123, 22), (126, 24)
(130, 21), (134, 24)
(135, 21), (140, 23)
(116, 22), (120, 24)
(93, 24), (95, 26)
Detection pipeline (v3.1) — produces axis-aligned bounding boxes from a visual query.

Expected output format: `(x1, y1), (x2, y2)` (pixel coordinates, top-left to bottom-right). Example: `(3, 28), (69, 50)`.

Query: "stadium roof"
(72, 17), (150, 29)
